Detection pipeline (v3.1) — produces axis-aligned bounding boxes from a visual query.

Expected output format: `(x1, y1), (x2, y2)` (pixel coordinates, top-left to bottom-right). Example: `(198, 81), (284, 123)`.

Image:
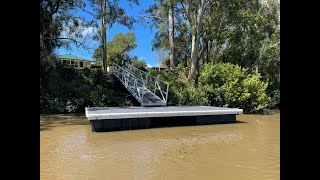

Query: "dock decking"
(86, 106), (242, 120)
(86, 106), (243, 132)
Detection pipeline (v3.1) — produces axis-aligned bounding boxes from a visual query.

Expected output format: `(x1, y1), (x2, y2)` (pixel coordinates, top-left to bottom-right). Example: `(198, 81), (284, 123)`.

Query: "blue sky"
(55, 0), (160, 67)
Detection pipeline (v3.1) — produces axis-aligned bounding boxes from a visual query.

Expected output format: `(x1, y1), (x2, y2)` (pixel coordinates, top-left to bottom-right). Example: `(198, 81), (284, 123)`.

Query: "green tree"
(131, 59), (147, 70)
(92, 32), (137, 65)
(199, 63), (270, 113)
(143, 0), (179, 69)
(182, 0), (212, 81)
(168, 0), (175, 69)
(149, 64), (208, 105)
(88, 0), (139, 71)
(40, 0), (93, 98)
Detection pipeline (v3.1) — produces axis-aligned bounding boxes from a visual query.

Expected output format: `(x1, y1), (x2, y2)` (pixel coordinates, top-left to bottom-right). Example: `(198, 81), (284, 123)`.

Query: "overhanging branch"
(73, 3), (98, 17)
(42, 37), (93, 50)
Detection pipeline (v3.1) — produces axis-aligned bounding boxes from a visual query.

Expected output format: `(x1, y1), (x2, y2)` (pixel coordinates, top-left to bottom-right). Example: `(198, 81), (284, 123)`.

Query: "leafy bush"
(42, 61), (271, 114)
(149, 64), (208, 106)
(268, 89), (280, 108)
(199, 63), (270, 113)
(150, 63), (270, 112)
(47, 98), (67, 113)
(132, 60), (147, 71)
(41, 63), (134, 113)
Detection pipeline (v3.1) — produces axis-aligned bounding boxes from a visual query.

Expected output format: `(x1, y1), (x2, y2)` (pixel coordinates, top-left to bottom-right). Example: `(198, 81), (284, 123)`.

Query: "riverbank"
(41, 63), (279, 114)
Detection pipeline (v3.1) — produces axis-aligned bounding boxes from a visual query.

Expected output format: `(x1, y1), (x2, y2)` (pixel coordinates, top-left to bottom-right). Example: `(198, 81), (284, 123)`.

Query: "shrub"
(149, 64), (208, 106)
(199, 63), (270, 113)
(132, 60), (147, 71)
(41, 63), (134, 113)
(47, 98), (67, 113)
(268, 89), (280, 108)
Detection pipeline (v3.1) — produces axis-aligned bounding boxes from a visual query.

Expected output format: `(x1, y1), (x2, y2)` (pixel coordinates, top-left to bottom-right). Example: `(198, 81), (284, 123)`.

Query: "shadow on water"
(235, 120), (248, 124)
(148, 116), (247, 129)
(40, 113), (89, 131)
(251, 109), (280, 115)
(40, 113), (248, 132)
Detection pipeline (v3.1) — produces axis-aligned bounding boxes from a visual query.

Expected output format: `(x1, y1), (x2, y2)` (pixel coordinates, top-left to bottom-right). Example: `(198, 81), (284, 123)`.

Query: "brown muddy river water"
(40, 110), (279, 180)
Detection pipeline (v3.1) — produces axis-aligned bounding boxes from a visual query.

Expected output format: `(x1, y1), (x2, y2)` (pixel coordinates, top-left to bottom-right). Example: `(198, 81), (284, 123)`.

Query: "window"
(74, 61), (78, 67)
(63, 60), (70, 67)
(80, 62), (84, 68)
(71, 61), (75, 67)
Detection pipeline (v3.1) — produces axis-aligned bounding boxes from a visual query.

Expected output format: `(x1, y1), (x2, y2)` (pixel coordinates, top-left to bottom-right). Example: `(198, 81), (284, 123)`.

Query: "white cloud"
(60, 19), (99, 39)
(81, 26), (97, 37)
(59, 19), (100, 53)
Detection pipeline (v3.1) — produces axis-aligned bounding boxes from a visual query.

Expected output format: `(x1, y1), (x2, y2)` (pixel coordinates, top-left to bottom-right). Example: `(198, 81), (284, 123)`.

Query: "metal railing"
(125, 63), (169, 103)
(112, 62), (169, 106)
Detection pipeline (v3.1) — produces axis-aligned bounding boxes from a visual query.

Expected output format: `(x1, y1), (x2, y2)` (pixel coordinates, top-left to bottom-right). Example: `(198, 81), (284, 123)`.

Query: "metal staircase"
(112, 62), (169, 107)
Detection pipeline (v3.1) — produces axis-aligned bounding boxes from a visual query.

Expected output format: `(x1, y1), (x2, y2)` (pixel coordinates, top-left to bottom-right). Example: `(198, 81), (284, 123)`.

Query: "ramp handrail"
(124, 63), (169, 104)
(113, 63), (145, 102)
(112, 62), (169, 105)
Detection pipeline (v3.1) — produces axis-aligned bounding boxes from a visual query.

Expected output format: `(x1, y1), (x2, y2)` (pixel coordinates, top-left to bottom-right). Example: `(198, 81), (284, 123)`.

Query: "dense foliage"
(40, 63), (135, 113)
(92, 32), (137, 65)
(198, 63), (270, 113)
(144, 0), (280, 110)
(131, 59), (147, 70)
(150, 63), (270, 113)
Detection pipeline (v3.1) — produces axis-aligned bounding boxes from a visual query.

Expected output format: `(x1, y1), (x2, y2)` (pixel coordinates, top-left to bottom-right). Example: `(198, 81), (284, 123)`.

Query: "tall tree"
(40, 0), (93, 96)
(41, 0), (96, 60)
(101, 0), (107, 71)
(88, 0), (139, 71)
(183, 0), (211, 81)
(168, 0), (175, 69)
(143, 0), (177, 69)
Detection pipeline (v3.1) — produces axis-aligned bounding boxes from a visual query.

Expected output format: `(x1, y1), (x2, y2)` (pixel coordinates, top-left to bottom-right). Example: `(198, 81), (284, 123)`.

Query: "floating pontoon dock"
(86, 106), (243, 132)
(86, 63), (243, 132)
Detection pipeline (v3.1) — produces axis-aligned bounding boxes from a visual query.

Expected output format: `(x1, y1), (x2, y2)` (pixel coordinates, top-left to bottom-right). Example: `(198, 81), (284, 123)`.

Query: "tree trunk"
(168, 0), (175, 69)
(212, 42), (216, 64)
(195, 54), (201, 87)
(188, 3), (204, 80)
(205, 39), (209, 64)
(101, 0), (107, 72)
(188, 28), (199, 80)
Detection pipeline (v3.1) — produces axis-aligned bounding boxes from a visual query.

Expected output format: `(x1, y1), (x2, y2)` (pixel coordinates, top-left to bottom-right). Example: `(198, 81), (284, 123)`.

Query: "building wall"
(83, 61), (91, 68)
(59, 58), (92, 69)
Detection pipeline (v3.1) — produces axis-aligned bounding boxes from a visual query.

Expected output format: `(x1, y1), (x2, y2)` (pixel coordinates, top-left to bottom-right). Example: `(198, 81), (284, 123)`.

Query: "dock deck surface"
(85, 106), (243, 120)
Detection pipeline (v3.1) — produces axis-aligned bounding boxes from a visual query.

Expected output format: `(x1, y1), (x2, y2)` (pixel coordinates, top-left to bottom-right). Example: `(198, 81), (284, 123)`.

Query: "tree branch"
(204, 0), (212, 11)
(73, 3), (98, 17)
(140, 14), (167, 21)
(42, 37), (93, 50)
(49, 0), (62, 16)
(270, 41), (280, 48)
(180, 1), (192, 24)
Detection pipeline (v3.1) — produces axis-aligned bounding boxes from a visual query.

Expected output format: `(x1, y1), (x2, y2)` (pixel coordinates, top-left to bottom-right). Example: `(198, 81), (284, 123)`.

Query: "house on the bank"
(57, 54), (102, 70)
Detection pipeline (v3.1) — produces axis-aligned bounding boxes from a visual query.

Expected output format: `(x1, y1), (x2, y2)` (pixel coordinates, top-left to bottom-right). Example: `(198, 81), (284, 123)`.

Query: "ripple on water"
(40, 112), (280, 180)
